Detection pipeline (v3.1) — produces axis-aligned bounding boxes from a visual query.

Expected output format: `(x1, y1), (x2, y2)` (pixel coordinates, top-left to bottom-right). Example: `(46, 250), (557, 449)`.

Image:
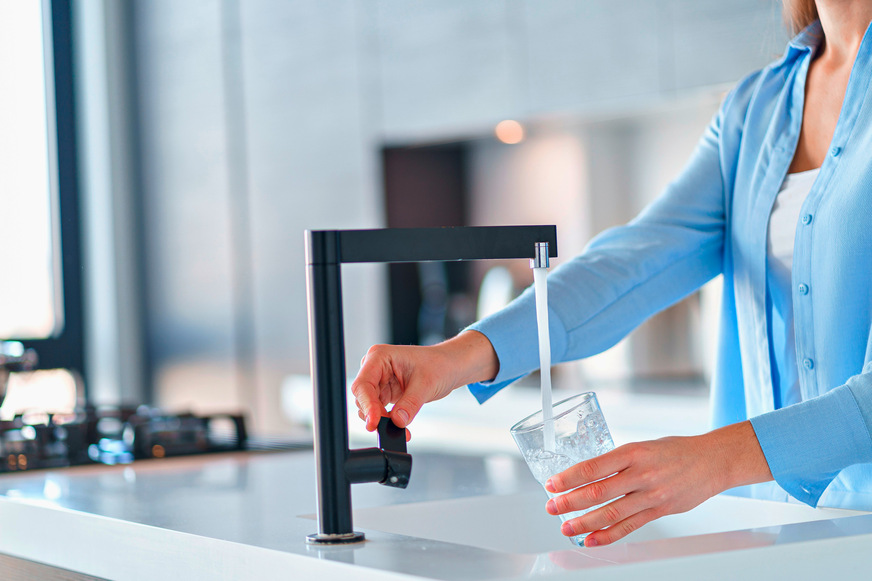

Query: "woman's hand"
(351, 330), (499, 434)
(544, 420), (772, 547)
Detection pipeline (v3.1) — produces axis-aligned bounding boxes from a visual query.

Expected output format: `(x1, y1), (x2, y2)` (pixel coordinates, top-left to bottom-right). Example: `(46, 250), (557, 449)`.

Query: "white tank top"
(766, 167), (820, 408)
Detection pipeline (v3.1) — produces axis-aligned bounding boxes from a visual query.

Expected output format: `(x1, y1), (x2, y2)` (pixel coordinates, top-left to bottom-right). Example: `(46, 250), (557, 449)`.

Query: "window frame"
(16, 0), (87, 383)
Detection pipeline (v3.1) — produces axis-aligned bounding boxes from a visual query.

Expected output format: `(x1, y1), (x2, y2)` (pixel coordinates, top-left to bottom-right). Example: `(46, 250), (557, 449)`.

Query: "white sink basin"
(352, 491), (859, 554)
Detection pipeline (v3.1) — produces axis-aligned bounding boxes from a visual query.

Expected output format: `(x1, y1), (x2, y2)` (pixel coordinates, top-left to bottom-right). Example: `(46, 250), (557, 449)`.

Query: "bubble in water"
(525, 450), (575, 485)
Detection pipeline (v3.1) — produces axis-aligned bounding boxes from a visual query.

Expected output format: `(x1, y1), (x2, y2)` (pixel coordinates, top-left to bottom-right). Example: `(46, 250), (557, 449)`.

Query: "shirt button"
(798, 283), (809, 295)
(803, 358), (815, 370)
(831, 146), (842, 157)
(802, 214), (813, 225)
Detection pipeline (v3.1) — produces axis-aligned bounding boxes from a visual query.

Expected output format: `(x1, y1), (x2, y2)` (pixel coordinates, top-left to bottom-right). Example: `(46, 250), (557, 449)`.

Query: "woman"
(352, 0), (872, 547)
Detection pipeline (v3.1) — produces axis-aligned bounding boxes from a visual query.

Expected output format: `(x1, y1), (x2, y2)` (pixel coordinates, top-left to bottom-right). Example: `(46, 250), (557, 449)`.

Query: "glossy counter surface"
(1, 449), (871, 580)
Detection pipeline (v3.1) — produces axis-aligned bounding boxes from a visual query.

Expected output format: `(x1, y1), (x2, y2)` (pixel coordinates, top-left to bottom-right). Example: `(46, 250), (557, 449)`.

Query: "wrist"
(702, 420), (773, 494)
(437, 330), (500, 388)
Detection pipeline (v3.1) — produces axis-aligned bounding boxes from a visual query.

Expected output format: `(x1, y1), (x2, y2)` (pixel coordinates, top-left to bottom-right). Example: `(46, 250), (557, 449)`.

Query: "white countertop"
(1, 448), (872, 580)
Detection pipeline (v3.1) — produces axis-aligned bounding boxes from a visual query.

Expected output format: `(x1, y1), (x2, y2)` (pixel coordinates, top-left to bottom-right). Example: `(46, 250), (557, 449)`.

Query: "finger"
(558, 491), (649, 535)
(351, 354), (391, 427)
(405, 428), (411, 443)
(351, 379), (386, 432)
(546, 447), (631, 493)
(391, 390), (424, 428)
(546, 473), (632, 515)
(581, 507), (660, 547)
(358, 409), (365, 421)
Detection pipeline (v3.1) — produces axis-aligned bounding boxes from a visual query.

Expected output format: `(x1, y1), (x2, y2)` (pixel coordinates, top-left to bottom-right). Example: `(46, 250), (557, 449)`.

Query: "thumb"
(390, 390), (424, 428)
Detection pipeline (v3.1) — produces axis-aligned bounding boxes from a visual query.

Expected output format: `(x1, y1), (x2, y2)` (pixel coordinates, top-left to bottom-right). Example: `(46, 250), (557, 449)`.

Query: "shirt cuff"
(750, 385), (872, 506)
(465, 285), (568, 404)
(845, 362), (872, 426)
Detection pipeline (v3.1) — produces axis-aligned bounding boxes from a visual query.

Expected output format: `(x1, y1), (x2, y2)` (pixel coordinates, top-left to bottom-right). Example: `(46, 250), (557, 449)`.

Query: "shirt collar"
(787, 20), (824, 55)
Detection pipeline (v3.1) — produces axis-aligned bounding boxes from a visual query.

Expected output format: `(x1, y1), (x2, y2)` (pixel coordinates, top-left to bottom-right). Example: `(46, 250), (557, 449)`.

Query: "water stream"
(533, 267), (554, 451)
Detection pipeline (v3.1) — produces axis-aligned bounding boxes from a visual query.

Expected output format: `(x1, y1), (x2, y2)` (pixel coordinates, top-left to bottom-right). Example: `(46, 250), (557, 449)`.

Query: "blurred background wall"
(65, 0), (788, 435)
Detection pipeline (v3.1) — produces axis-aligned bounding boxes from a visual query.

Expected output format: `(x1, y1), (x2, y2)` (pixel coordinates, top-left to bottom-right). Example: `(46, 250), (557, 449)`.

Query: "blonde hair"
(783, 0), (819, 34)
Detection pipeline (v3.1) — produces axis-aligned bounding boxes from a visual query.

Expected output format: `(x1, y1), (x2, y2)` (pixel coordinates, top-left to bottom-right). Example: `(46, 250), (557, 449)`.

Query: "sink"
(351, 491), (860, 554)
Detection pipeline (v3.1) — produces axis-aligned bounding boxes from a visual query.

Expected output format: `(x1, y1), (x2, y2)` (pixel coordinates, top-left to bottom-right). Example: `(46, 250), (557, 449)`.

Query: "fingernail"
(545, 478), (554, 492)
(561, 521), (574, 536)
(546, 499), (557, 514)
(396, 409), (410, 425)
(585, 536), (598, 547)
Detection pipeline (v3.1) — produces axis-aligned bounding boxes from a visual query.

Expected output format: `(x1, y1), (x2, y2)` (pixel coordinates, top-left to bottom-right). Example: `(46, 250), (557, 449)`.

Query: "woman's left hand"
(544, 420), (772, 547)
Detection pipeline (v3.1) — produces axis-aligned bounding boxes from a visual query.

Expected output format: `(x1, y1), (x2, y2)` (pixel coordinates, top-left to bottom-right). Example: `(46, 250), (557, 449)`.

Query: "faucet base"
(306, 532), (366, 545)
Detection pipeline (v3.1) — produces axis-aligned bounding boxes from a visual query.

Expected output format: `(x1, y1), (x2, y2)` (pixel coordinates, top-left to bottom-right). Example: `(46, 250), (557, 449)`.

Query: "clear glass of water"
(510, 392), (614, 546)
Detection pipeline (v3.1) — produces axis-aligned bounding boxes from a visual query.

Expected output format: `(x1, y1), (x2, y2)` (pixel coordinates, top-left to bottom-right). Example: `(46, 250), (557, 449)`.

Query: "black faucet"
(304, 225), (557, 544)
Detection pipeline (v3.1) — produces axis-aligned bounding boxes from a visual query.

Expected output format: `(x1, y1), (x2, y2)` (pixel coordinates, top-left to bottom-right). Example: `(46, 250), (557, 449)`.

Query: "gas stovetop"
(0, 406), (247, 473)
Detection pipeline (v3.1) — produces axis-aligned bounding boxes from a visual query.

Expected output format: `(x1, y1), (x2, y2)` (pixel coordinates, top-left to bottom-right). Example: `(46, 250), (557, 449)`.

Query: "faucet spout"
(531, 241), (550, 269)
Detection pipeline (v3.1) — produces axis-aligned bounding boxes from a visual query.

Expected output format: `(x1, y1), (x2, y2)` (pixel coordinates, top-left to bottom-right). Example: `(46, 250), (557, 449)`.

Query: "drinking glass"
(510, 392), (614, 546)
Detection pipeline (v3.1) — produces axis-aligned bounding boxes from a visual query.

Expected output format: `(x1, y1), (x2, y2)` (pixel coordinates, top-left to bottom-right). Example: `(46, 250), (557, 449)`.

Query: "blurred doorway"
(382, 145), (476, 346)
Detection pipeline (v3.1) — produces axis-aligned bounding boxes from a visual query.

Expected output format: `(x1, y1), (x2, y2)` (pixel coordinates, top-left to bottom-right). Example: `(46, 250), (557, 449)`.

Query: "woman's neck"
(815, 1), (872, 65)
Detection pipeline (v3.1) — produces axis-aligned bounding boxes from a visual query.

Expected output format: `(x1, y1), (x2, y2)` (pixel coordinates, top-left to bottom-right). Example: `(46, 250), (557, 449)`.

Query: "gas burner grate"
(0, 406), (247, 473)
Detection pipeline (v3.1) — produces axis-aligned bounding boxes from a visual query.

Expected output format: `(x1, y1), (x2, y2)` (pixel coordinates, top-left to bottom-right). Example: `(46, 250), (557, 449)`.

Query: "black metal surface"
(377, 416), (407, 454)
(305, 226), (557, 541)
(382, 450), (412, 489)
(306, 226), (558, 265)
(306, 233), (354, 536)
(377, 417), (413, 488)
(345, 448), (387, 484)
(343, 419), (413, 488)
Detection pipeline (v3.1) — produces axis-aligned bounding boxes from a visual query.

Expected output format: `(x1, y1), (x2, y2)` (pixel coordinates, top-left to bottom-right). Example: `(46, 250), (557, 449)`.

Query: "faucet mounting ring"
(306, 532), (366, 545)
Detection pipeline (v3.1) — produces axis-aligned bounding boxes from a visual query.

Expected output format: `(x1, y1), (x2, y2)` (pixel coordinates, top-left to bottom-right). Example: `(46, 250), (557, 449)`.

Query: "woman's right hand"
(351, 330), (499, 433)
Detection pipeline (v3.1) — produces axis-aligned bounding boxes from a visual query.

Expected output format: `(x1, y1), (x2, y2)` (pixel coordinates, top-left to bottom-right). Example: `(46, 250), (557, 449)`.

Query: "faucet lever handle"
(377, 416), (412, 489)
(377, 416), (406, 454)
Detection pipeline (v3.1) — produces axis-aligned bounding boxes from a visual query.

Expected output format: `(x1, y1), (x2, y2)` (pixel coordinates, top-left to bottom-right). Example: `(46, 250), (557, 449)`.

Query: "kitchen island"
(1, 447), (871, 580)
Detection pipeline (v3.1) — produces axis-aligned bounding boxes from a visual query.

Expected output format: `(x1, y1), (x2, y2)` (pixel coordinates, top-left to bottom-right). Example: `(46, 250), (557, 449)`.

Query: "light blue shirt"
(468, 21), (872, 510)
(767, 168), (820, 411)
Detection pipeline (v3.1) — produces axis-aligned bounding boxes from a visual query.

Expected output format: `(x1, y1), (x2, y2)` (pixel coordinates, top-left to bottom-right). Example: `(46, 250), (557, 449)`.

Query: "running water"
(533, 267), (554, 451)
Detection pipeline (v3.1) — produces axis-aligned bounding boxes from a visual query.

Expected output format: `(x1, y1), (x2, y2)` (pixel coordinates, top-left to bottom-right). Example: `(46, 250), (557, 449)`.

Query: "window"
(0, 0), (62, 339)
(0, 0), (85, 379)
